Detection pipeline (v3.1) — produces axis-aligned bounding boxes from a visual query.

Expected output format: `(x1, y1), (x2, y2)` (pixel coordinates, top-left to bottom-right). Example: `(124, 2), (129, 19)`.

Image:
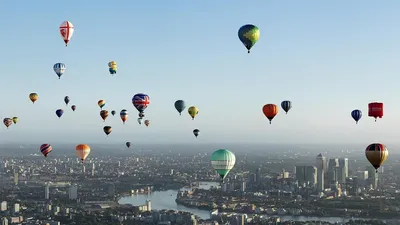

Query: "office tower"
(328, 158), (339, 184)
(295, 166), (317, 186)
(13, 172), (18, 185)
(1, 217), (8, 225)
(82, 165), (86, 174)
(146, 200), (151, 211)
(316, 154), (326, 191)
(45, 185), (50, 199)
(357, 171), (368, 186)
(338, 158), (348, 184)
(92, 163), (95, 177)
(14, 203), (20, 213)
(256, 167), (262, 184)
(241, 181), (246, 192)
(69, 185), (78, 200)
(170, 169), (174, 175)
(1, 201), (7, 211)
(366, 166), (378, 189)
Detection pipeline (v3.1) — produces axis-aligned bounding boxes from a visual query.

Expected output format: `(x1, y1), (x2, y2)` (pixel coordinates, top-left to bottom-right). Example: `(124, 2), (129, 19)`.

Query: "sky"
(1, 1), (400, 145)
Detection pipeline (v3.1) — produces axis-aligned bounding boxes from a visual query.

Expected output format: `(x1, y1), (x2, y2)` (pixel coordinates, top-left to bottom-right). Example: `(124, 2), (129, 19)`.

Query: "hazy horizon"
(1, 1), (400, 145)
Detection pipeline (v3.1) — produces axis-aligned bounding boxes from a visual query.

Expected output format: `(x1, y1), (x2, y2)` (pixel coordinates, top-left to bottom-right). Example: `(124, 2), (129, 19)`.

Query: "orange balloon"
(262, 104), (278, 124)
(75, 144), (91, 163)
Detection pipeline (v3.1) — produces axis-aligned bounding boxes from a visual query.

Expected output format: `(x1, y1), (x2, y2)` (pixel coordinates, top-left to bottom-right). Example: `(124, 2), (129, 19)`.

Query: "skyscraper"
(69, 185), (78, 200)
(45, 185), (49, 199)
(295, 166), (317, 187)
(256, 167), (262, 184)
(338, 158), (348, 184)
(316, 154), (326, 191)
(328, 158), (339, 185)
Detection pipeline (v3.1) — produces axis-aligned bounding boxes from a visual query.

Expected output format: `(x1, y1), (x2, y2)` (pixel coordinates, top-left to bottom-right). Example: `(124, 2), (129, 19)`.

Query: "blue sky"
(0, 0), (400, 145)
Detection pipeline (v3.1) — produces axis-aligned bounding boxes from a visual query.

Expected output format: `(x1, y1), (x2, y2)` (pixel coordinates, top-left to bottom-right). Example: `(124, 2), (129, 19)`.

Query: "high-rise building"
(1, 201), (7, 211)
(45, 185), (50, 199)
(69, 185), (78, 200)
(241, 181), (246, 192)
(14, 203), (20, 213)
(256, 168), (262, 184)
(295, 166), (317, 187)
(1, 217), (8, 225)
(328, 158), (339, 184)
(146, 200), (151, 211)
(92, 163), (95, 176)
(13, 172), (18, 185)
(316, 154), (326, 191)
(366, 166), (378, 189)
(338, 158), (348, 184)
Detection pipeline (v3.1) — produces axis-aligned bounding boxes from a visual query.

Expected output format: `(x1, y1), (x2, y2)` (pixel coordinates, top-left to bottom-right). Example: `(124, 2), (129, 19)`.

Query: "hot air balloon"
(126, 142), (131, 148)
(281, 101), (292, 114)
(71, 105), (76, 111)
(55, 109), (64, 118)
(262, 104), (278, 124)
(188, 106), (199, 120)
(108, 61), (117, 75)
(59, 21), (74, 46)
(3, 118), (12, 129)
(12, 117), (18, 124)
(132, 93), (150, 113)
(111, 110), (116, 116)
(137, 118), (142, 125)
(144, 120), (150, 127)
(368, 102), (383, 122)
(366, 143), (388, 173)
(210, 149), (236, 183)
(53, 63), (66, 79)
(100, 110), (109, 122)
(40, 144), (53, 157)
(98, 100), (106, 109)
(120, 109), (128, 124)
(64, 96), (70, 105)
(351, 109), (362, 124)
(76, 144), (91, 163)
(238, 24), (260, 53)
(138, 112), (145, 118)
(103, 126), (112, 136)
(174, 100), (186, 115)
(29, 93), (38, 104)
(193, 129), (200, 138)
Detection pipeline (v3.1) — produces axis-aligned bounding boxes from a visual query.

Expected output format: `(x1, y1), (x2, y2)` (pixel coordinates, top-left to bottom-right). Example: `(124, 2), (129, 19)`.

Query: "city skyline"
(1, 1), (400, 144)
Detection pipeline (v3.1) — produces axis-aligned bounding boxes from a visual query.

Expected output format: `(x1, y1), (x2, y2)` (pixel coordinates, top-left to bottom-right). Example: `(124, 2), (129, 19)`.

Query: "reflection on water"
(118, 182), (385, 222)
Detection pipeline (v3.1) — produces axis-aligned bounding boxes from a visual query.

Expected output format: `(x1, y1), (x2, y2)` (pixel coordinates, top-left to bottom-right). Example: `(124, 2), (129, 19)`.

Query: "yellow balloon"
(12, 117), (18, 124)
(188, 106), (199, 120)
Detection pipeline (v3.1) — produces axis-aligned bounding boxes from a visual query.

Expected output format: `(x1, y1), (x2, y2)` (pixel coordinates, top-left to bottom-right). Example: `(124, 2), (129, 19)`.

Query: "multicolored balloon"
(351, 109), (362, 124)
(53, 63), (66, 79)
(12, 117), (18, 124)
(103, 126), (112, 136)
(40, 144), (53, 157)
(188, 106), (199, 120)
(238, 24), (260, 53)
(108, 61), (117, 75)
(120, 109), (128, 124)
(262, 104), (278, 124)
(132, 93), (150, 113)
(55, 109), (64, 118)
(281, 101), (292, 114)
(193, 129), (200, 138)
(29, 93), (38, 104)
(366, 143), (388, 173)
(71, 105), (76, 111)
(98, 100), (106, 109)
(3, 118), (12, 129)
(59, 21), (74, 46)
(100, 110), (109, 122)
(174, 100), (186, 115)
(210, 149), (236, 182)
(144, 119), (150, 127)
(76, 144), (91, 163)
(64, 96), (70, 105)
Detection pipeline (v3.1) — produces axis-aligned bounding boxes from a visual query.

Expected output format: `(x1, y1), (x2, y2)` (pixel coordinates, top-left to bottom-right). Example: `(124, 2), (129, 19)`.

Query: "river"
(118, 182), (390, 223)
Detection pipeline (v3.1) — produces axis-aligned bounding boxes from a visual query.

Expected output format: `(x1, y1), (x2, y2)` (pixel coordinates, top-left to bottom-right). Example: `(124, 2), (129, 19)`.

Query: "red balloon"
(368, 102), (383, 122)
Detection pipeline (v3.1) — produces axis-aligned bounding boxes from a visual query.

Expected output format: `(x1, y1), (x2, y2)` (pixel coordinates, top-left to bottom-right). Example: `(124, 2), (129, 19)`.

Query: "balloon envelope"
(238, 24), (260, 53)
(76, 144), (91, 163)
(210, 149), (236, 181)
(40, 144), (53, 157)
(366, 143), (388, 171)
(174, 100), (186, 115)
